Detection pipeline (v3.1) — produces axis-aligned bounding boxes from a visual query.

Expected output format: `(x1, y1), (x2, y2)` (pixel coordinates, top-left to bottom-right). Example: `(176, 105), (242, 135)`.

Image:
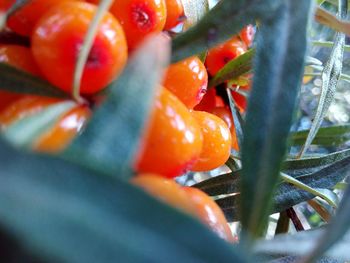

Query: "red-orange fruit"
(205, 37), (247, 76)
(183, 187), (234, 242)
(239, 24), (255, 47)
(0, 95), (90, 153)
(135, 88), (203, 178)
(7, 0), (79, 36)
(164, 0), (184, 30)
(210, 106), (239, 151)
(163, 56), (208, 109)
(31, 2), (128, 95)
(191, 111), (231, 171)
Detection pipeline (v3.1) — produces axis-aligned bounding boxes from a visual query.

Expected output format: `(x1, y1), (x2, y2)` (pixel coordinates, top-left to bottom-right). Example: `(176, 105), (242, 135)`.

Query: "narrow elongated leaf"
(298, 1), (347, 157)
(240, 0), (311, 238)
(254, 227), (350, 261)
(302, 185), (350, 262)
(290, 125), (350, 147)
(171, 0), (281, 62)
(0, 139), (247, 263)
(194, 149), (350, 197)
(0, 63), (67, 98)
(3, 101), (76, 149)
(181, 0), (209, 29)
(209, 49), (255, 87)
(63, 36), (170, 178)
(198, 153), (350, 222)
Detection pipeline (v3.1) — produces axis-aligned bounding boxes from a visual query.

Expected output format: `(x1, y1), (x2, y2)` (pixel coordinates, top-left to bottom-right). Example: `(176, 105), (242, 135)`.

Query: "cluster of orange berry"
(0, 0), (253, 242)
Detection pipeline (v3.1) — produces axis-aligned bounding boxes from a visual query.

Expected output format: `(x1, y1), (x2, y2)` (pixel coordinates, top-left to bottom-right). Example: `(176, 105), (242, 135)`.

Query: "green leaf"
(3, 101), (76, 149)
(283, 148), (350, 177)
(181, 0), (209, 30)
(171, 0), (282, 62)
(194, 149), (350, 197)
(0, 63), (68, 98)
(290, 125), (350, 147)
(0, 139), (248, 263)
(298, 1), (347, 157)
(209, 49), (254, 87)
(240, 0), (311, 239)
(227, 88), (244, 150)
(254, 227), (350, 261)
(302, 185), (350, 262)
(63, 35), (170, 178)
(195, 152), (350, 222)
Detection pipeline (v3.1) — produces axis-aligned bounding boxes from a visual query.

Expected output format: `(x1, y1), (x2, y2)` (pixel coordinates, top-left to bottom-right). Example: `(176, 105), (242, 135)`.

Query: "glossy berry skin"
(0, 45), (41, 76)
(163, 56), (208, 109)
(135, 88), (203, 178)
(31, 2), (128, 95)
(183, 187), (234, 242)
(7, 0), (78, 36)
(239, 25), (255, 47)
(131, 174), (197, 216)
(107, 0), (166, 50)
(0, 96), (90, 153)
(210, 107), (239, 151)
(132, 174), (234, 242)
(191, 111), (231, 171)
(194, 88), (216, 112)
(0, 91), (21, 113)
(164, 0), (184, 30)
(205, 37), (247, 76)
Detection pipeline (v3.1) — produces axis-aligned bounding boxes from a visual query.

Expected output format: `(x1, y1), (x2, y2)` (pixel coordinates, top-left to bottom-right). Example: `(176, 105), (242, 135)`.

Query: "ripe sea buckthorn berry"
(0, 91), (21, 113)
(164, 0), (184, 30)
(210, 106), (239, 151)
(132, 174), (234, 242)
(191, 111), (231, 171)
(162, 56), (208, 109)
(205, 37), (247, 76)
(194, 88), (217, 112)
(31, 2), (128, 95)
(0, 96), (90, 153)
(131, 174), (197, 216)
(108, 0), (166, 50)
(135, 88), (203, 178)
(7, 0), (78, 37)
(231, 90), (247, 113)
(239, 24), (255, 47)
(183, 187), (234, 242)
(0, 45), (42, 76)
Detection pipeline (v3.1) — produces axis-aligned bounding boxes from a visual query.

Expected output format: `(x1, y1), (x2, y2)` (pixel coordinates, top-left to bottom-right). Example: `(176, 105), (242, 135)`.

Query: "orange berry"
(110, 0), (166, 50)
(191, 111), (231, 171)
(205, 37), (246, 76)
(31, 2), (128, 95)
(132, 174), (234, 242)
(132, 174), (197, 216)
(231, 90), (247, 113)
(164, 0), (184, 30)
(183, 187), (234, 243)
(7, 0), (78, 37)
(135, 88), (203, 178)
(0, 91), (22, 113)
(0, 95), (90, 153)
(163, 56), (208, 109)
(210, 106), (239, 151)
(0, 45), (42, 76)
(239, 24), (255, 47)
(34, 105), (91, 153)
(194, 88), (217, 112)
